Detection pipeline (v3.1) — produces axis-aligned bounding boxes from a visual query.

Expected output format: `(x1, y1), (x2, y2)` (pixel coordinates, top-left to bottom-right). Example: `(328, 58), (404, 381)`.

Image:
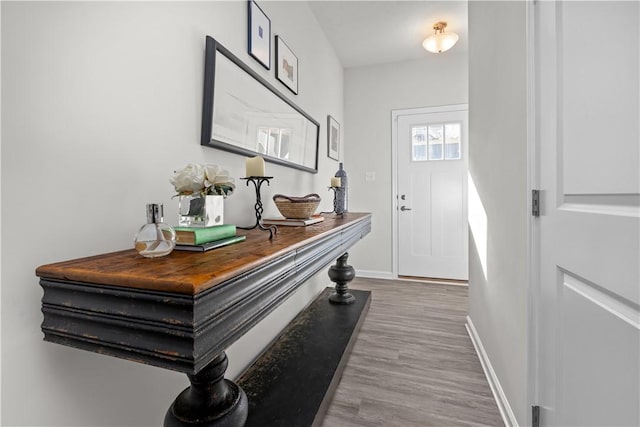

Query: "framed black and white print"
(327, 115), (340, 160)
(248, 0), (271, 70)
(275, 36), (298, 94)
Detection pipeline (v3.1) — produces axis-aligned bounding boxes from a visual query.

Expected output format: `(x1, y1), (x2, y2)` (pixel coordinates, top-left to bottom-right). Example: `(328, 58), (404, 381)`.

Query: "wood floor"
(321, 278), (504, 427)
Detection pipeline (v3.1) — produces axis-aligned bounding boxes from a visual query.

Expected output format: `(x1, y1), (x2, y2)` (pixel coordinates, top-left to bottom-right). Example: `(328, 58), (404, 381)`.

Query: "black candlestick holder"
(238, 176), (277, 240)
(321, 186), (345, 216)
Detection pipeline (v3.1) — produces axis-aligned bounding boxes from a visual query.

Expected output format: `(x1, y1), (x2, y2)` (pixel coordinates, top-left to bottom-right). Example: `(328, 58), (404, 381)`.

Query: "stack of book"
(262, 215), (325, 227)
(173, 224), (245, 252)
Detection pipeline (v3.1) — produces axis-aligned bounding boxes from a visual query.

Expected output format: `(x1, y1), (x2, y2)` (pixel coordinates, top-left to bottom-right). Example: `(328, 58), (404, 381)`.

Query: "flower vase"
(178, 194), (224, 227)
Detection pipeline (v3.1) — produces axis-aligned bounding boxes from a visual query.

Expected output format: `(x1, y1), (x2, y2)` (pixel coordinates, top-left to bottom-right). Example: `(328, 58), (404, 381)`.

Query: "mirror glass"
(201, 37), (319, 173)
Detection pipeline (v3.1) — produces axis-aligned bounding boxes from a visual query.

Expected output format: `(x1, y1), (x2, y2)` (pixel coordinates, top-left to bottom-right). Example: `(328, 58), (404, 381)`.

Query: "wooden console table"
(36, 212), (371, 426)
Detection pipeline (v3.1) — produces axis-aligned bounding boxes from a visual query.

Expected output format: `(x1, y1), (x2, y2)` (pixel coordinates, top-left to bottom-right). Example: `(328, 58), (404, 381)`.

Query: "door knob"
(400, 206), (412, 211)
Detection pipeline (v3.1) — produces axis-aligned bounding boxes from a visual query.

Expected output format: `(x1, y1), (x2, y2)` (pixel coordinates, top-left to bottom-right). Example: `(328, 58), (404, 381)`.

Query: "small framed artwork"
(248, 0), (271, 70)
(275, 36), (298, 94)
(327, 115), (340, 160)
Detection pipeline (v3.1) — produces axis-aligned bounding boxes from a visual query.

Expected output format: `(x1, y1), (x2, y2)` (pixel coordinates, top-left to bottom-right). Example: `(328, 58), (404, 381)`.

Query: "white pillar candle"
(331, 177), (341, 187)
(245, 156), (265, 177)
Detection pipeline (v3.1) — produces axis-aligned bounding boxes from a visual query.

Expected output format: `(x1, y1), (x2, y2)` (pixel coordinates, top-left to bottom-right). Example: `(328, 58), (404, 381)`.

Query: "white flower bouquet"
(170, 163), (235, 197)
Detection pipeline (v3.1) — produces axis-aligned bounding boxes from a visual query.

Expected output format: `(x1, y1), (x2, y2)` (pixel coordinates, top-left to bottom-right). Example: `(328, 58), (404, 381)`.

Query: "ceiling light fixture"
(422, 21), (459, 53)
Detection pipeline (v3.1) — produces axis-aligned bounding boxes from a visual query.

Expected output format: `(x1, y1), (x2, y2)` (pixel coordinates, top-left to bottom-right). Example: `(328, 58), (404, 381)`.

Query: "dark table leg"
(165, 352), (248, 426)
(328, 252), (356, 305)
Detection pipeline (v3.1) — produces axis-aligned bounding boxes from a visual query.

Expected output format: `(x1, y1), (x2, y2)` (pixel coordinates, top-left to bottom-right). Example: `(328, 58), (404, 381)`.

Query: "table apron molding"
(40, 279), (195, 326)
(40, 216), (372, 375)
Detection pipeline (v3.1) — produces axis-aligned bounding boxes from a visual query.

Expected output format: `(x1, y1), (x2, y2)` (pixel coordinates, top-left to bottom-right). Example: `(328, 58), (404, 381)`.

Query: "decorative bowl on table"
(273, 194), (321, 219)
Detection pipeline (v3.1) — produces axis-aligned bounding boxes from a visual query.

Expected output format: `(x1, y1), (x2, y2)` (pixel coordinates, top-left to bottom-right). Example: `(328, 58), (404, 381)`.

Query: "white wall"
(1, 2), (343, 425)
(467, 2), (528, 425)
(344, 55), (468, 277)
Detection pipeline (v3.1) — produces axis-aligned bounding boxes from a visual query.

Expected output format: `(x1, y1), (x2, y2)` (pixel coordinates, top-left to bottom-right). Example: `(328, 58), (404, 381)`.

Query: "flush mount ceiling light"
(422, 21), (459, 53)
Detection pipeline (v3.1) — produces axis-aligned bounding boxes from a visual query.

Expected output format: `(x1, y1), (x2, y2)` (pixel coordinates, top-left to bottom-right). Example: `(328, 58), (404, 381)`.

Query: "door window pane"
(428, 124), (444, 160)
(445, 122), (461, 160)
(411, 122), (462, 162)
(413, 144), (427, 160)
(411, 126), (428, 161)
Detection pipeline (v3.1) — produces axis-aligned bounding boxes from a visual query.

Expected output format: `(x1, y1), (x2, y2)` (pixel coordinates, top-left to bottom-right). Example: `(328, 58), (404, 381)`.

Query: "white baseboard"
(356, 270), (394, 280)
(466, 316), (519, 427)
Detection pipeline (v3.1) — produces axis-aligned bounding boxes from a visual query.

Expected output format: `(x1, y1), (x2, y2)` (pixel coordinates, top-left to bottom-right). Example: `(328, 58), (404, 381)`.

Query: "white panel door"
(536, 2), (639, 426)
(397, 107), (468, 280)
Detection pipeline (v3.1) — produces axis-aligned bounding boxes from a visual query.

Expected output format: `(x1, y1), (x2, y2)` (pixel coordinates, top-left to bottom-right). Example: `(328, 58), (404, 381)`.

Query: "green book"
(173, 224), (236, 245)
(174, 235), (246, 252)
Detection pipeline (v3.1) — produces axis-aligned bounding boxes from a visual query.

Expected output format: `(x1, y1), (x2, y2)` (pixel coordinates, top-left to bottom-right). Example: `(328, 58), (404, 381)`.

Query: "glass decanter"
(134, 203), (176, 258)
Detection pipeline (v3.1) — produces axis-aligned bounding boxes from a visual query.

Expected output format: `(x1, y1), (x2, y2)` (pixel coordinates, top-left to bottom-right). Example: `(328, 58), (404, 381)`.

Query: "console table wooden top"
(36, 213), (371, 295)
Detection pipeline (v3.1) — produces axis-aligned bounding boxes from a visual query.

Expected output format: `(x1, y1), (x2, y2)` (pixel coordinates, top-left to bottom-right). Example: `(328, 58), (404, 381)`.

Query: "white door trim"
(391, 103), (469, 279)
(526, 1), (538, 426)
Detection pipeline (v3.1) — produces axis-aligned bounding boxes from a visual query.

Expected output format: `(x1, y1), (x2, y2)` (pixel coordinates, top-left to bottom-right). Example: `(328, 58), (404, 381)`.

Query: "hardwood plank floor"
(322, 278), (504, 427)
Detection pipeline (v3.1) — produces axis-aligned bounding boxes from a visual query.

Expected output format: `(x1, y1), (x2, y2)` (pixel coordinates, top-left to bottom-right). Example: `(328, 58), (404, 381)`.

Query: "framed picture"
(275, 36), (298, 94)
(327, 115), (340, 161)
(248, 0), (271, 70)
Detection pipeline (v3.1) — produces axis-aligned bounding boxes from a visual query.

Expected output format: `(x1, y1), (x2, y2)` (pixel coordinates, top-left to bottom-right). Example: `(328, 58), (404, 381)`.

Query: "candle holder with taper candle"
(238, 176), (277, 240)
(240, 156), (275, 239)
(322, 176), (345, 216)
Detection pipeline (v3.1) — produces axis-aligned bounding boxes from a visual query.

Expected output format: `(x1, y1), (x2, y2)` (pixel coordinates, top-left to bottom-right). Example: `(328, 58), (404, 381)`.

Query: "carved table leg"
(328, 252), (356, 305)
(165, 352), (248, 427)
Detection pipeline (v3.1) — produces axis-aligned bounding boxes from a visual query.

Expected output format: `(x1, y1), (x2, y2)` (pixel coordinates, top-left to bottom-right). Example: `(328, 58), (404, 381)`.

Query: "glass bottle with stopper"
(334, 162), (348, 213)
(134, 203), (176, 258)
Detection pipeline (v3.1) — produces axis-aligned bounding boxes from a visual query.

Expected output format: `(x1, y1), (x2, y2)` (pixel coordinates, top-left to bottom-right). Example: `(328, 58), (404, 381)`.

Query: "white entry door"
(396, 106), (468, 280)
(536, 2), (639, 426)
